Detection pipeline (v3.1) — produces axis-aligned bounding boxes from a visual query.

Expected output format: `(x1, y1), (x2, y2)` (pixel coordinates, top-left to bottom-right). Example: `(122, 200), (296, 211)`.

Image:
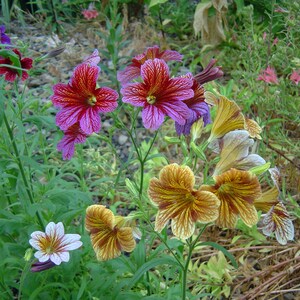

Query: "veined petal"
(117, 65), (141, 84)
(56, 106), (86, 131)
(58, 252), (70, 263)
(245, 118), (262, 139)
(209, 96), (245, 141)
(160, 49), (183, 61)
(263, 202), (294, 245)
(142, 104), (165, 130)
(235, 154), (266, 171)
(61, 234), (82, 250)
(35, 251), (49, 262)
(50, 253), (62, 265)
(161, 76), (194, 101)
(70, 64), (99, 95)
(51, 83), (85, 107)
(117, 228), (136, 252)
(254, 187), (279, 213)
(83, 49), (100, 66)
(159, 100), (190, 125)
(94, 87), (119, 112)
(121, 82), (147, 106)
(201, 169), (261, 228)
(79, 107), (101, 134)
(85, 205), (115, 232)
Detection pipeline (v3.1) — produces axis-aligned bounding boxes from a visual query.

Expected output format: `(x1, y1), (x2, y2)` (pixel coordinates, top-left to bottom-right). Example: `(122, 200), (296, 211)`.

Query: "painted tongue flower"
(0, 49), (33, 82)
(51, 62), (118, 135)
(175, 73), (211, 135)
(117, 45), (183, 84)
(0, 25), (11, 45)
(121, 58), (193, 130)
(148, 163), (220, 239)
(57, 123), (88, 160)
(29, 222), (82, 270)
(85, 205), (137, 261)
(257, 66), (279, 85)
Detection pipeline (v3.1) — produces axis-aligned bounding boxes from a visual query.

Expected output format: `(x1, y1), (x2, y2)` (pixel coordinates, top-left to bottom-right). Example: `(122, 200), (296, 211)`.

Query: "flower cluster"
(119, 45), (223, 133)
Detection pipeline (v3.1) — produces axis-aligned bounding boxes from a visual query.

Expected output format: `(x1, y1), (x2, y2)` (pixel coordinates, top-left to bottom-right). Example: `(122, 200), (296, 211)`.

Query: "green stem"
(3, 111), (44, 228)
(181, 224), (209, 300)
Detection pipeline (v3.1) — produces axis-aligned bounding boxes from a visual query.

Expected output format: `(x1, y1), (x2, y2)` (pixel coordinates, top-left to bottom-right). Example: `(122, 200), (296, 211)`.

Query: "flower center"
(87, 95), (97, 106)
(146, 95), (156, 105)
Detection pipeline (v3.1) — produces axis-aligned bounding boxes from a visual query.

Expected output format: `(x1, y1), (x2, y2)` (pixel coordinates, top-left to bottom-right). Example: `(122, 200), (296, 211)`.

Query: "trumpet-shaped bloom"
(263, 202), (294, 245)
(194, 59), (223, 85)
(29, 222), (82, 266)
(57, 123), (88, 160)
(121, 59), (193, 130)
(200, 169), (261, 228)
(117, 45), (183, 84)
(85, 205), (136, 261)
(0, 49), (33, 82)
(148, 164), (220, 239)
(212, 130), (266, 176)
(257, 66), (279, 85)
(0, 25), (11, 45)
(175, 73), (211, 135)
(51, 63), (118, 135)
(208, 96), (245, 142)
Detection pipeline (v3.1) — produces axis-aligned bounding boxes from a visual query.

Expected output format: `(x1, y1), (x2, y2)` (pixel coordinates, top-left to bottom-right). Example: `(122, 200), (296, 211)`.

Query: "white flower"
(29, 222), (82, 265)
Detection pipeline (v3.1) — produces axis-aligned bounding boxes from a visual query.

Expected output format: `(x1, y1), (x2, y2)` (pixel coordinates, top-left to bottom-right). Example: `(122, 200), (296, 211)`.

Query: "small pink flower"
(290, 70), (300, 85)
(121, 58), (193, 130)
(117, 45), (183, 85)
(257, 66), (279, 85)
(272, 37), (279, 46)
(263, 32), (267, 40)
(51, 63), (118, 135)
(83, 49), (100, 66)
(82, 9), (99, 20)
(57, 123), (88, 160)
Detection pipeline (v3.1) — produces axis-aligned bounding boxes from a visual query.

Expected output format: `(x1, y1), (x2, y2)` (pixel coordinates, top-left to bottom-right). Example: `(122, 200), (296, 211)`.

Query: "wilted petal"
(201, 169), (261, 228)
(269, 167), (281, 190)
(263, 202), (294, 245)
(209, 96), (245, 141)
(245, 118), (262, 139)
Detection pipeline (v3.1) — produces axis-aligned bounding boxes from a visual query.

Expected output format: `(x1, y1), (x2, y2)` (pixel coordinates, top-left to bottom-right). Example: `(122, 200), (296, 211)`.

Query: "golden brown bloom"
(245, 118), (262, 139)
(209, 96), (245, 141)
(85, 205), (136, 261)
(200, 169), (261, 228)
(254, 186), (279, 213)
(148, 164), (220, 239)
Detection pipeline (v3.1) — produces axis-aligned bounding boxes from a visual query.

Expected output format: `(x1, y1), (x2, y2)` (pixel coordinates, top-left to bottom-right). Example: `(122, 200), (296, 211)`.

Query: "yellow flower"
(200, 169), (261, 228)
(245, 118), (262, 140)
(209, 96), (245, 141)
(148, 164), (220, 239)
(85, 205), (136, 261)
(254, 186), (279, 213)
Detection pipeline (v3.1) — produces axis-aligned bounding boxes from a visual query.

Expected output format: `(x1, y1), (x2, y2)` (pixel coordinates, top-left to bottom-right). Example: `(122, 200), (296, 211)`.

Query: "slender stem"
(3, 111), (44, 228)
(181, 224), (209, 300)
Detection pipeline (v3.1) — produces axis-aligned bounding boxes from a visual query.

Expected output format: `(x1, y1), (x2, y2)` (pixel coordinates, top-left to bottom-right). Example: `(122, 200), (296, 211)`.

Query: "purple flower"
(121, 58), (193, 130)
(194, 59), (223, 85)
(0, 25), (11, 45)
(175, 73), (211, 136)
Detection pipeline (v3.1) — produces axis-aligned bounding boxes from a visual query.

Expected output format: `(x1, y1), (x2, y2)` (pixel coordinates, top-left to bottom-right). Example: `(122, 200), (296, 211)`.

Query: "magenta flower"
(0, 49), (33, 82)
(0, 25), (11, 45)
(121, 58), (194, 130)
(194, 59), (223, 85)
(57, 123), (88, 160)
(290, 70), (300, 85)
(257, 66), (279, 85)
(175, 73), (211, 135)
(51, 63), (119, 135)
(117, 45), (183, 84)
(82, 9), (99, 20)
(82, 49), (100, 66)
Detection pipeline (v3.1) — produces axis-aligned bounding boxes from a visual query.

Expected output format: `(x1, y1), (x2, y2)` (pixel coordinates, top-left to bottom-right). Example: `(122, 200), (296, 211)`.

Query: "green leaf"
(198, 241), (238, 269)
(149, 0), (168, 8)
(0, 49), (22, 76)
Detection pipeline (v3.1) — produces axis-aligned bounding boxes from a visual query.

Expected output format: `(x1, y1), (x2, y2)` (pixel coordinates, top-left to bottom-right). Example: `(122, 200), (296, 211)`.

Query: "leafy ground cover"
(0, 0), (299, 299)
